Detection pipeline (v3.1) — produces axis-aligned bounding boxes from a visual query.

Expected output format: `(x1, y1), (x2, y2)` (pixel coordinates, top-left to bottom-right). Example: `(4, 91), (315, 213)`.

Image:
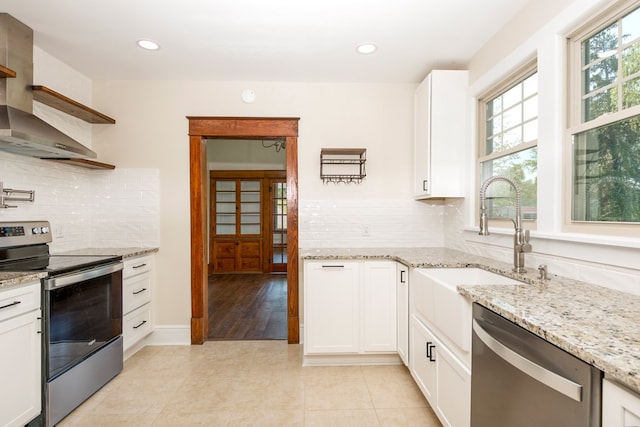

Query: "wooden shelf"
(0, 65), (16, 78)
(43, 158), (116, 170)
(32, 85), (116, 124)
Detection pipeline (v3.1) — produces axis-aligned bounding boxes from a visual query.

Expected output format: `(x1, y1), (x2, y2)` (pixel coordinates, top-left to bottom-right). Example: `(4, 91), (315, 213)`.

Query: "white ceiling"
(0, 0), (529, 83)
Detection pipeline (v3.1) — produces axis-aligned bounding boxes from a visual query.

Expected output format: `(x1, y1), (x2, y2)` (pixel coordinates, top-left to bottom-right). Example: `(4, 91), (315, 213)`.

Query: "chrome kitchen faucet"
(479, 175), (531, 273)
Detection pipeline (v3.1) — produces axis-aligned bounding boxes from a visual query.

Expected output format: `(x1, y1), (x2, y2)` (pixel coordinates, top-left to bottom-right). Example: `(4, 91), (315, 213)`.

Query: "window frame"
(477, 60), (538, 229)
(565, 0), (640, 235)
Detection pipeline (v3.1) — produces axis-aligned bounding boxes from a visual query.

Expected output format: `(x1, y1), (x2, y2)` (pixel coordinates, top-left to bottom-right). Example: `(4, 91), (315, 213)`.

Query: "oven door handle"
(44, 262), (123, 290)
(472, 319), (583, 402)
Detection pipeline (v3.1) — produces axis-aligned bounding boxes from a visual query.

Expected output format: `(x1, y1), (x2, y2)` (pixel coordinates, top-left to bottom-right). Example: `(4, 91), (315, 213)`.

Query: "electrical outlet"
(54, 223), (64, 239)
(362, 225), (370, 237)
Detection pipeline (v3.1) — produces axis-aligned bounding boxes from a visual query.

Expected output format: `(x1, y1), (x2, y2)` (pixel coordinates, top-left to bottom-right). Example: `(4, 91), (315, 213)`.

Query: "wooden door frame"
(188, 117), (300, 344)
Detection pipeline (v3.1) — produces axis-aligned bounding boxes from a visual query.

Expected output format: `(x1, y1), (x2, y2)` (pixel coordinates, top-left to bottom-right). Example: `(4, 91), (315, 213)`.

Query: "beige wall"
(92, 80), (416, 327)
(467, 0), (576, 84)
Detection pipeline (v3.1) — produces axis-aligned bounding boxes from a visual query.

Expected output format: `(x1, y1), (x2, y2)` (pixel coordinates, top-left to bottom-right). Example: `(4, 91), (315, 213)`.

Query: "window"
(478, 66), (538, 222)
(569, 2), (640, 225)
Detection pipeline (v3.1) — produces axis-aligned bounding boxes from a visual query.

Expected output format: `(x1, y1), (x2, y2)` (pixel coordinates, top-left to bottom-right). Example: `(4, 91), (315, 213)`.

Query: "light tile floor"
(59, 341), (442, 427)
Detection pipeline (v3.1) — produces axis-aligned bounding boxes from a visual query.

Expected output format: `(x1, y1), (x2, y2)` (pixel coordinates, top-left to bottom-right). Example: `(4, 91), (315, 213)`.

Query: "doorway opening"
(207, 140), (288, 340)
(188, 117), (300, 345)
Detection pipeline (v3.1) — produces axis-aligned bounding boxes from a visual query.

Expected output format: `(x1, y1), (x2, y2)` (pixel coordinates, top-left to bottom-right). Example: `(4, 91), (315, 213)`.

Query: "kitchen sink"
(421, 267), (524, 289)
(411, 268), (525, 360)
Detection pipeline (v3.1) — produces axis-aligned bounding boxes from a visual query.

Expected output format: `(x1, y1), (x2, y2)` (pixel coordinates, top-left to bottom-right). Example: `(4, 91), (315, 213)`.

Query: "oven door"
(43, 262), (123, 380)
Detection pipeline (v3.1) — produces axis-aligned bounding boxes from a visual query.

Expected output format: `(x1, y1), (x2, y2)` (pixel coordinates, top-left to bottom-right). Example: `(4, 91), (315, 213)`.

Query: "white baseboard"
(302, 353), (402, 367)
(145, 325), (191, 346)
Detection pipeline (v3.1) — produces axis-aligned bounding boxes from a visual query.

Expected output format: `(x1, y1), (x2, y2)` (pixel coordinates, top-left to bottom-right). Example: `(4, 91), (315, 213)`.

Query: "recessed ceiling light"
(356, 43), (377, 54)
(137, 39), (160, 51)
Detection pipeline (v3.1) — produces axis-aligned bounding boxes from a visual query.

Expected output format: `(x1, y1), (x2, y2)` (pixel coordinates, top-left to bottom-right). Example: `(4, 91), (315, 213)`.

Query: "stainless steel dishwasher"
(471, 303), (602, 427)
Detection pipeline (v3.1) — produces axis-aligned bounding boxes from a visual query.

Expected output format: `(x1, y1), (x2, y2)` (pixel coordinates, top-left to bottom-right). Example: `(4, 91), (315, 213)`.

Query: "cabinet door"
(435, 336), (471, 427)
(362, 261), (397, 352)
(414, 74), (431, 197)
(0, 310), (41, 427)
(397, 264), (409, 366)
(304, 261), (360, 354)
(413, 70), (468, 199)
(603, 378), (640, 427)
(410, 315), (437, 405)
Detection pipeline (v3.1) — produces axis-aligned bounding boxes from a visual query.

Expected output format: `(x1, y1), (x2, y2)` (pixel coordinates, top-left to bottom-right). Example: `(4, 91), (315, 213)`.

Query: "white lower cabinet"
(603, 378), (640, 427)
(397, 264), (409, 366)
(0, 282), (41, 427)
(303, 260), (397, 358)
(410, 314), (470, 427)
(122, 255), (154, 355)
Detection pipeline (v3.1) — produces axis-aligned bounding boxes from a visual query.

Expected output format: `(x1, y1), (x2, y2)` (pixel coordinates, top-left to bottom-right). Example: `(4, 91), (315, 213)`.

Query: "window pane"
(523, 119), (538, 143)
(241, 192), (260, 202)
(523, 74), (538, 98)
(523, 96), (538, 121)
(484, 72), (537, 156)
(572, 115), (640, 222)
(240, 180), (260, 191)
(216, 181), (235, 191)
(216, 203), (235, 213)
(480, 147), (538, 220)
(622, 44), (640, 77)
(622, 6), (640, 43)
(241, 224), (260, 234)
(502, 85), (522, 109)
(585, 21), (618, 64)
(502, 105), (522, 130)
(584, 55), (618, 94)
(216, 225), (235, 234)
(240, 202), (260, 213)
(622, 75), (640, 109)
(216, 192), (235, 202)
(583, 87), (617, 121)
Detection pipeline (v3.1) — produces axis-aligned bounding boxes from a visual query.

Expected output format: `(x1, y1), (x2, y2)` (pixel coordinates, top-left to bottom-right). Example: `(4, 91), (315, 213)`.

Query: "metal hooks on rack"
(0, 181), (35, 208)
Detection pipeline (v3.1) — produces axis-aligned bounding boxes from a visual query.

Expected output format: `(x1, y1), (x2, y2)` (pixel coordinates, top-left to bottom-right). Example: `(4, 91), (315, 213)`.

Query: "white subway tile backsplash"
(0, 151), (159, 252)
(299, 198), (445, 248)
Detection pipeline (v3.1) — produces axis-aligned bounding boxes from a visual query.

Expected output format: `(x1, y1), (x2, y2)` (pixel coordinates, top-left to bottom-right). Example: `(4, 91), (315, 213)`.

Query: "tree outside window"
(572, 4), (640, 223)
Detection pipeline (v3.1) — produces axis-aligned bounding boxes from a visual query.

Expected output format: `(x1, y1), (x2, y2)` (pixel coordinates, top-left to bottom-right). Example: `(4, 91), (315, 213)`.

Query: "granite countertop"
(0, 247), (158, 289)
(302, 247), (640, 395)
(0, 271), (48, 289)
(55, 247), (159, 259)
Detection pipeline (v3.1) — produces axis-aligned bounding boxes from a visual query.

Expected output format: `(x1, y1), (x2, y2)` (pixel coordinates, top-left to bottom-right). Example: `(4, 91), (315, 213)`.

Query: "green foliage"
(574, 14), (640, 223)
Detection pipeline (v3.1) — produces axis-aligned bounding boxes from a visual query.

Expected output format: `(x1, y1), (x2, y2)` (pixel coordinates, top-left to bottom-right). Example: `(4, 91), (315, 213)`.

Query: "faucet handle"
(538, 264), (548, 281)
(524, 229), (530, 242)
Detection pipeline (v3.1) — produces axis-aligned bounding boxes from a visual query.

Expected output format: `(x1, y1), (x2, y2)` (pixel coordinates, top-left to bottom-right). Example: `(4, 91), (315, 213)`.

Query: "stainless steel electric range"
(0, 221), (123, 427)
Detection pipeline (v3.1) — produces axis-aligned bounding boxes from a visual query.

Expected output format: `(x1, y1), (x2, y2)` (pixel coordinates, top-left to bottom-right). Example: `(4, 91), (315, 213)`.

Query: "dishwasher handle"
(473, 319), (583, 402)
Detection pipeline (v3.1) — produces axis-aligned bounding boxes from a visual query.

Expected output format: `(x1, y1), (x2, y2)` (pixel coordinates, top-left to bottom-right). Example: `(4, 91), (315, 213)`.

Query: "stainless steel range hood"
(0, 14), (96, 159)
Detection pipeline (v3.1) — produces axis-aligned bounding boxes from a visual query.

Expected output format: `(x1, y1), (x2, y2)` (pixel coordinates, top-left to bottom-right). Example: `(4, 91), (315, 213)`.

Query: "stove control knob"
(41, 227), (50, 234)
(32, 227), (41, 234)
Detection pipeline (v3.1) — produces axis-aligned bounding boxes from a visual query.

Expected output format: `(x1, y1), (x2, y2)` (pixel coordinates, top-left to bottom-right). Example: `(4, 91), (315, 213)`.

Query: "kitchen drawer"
(123, 255), (153, 279)
(123, 271), (152, 315)
(0, 282), (40, 322)
(123, 304), (152, 350)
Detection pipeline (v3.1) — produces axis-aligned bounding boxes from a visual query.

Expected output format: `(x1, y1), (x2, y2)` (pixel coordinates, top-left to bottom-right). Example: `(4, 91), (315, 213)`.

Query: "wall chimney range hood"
(0, 13), (97, 159)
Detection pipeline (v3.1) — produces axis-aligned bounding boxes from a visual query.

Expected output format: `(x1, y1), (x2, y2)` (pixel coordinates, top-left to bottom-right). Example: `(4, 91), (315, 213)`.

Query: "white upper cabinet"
(414, 70), (468, 199)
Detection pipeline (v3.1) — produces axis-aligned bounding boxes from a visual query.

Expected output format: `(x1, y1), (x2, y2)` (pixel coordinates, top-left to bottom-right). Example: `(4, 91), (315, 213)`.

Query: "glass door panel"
(215, 180), (236, 235)
(270, 180), (287, 272)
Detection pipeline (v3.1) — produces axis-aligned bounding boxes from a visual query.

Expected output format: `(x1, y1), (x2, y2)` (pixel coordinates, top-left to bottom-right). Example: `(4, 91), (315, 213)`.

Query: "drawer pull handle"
(0, 300), (21, 310)
(132, 288), (148, 295)
(426, 342), (436, 362)
(133, 320), (147, 329)
(132, 263), (147, 269)
(321, 265), (344, 268)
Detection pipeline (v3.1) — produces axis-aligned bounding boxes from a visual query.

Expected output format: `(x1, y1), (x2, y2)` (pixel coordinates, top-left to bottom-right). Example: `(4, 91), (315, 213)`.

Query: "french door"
(209, 170), (286, 273)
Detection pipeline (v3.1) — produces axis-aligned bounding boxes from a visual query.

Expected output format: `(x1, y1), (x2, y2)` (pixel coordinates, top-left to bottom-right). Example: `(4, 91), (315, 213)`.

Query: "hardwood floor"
(207, 273), (287, 340)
